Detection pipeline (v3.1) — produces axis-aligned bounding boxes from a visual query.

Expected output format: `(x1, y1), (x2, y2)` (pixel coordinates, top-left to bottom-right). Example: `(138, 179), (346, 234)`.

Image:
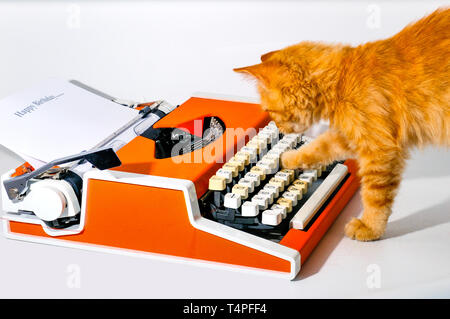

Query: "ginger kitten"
(234, 8), (450, 241)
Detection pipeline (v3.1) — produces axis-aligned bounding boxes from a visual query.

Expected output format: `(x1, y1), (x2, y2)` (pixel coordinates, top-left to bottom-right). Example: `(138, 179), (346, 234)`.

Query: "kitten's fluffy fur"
(234, 8), (449, 241)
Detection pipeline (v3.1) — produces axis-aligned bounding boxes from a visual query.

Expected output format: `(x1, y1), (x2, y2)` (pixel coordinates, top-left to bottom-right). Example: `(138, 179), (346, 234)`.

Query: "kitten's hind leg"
(281, 129), (353, 169)
(345, 151), (406, 241)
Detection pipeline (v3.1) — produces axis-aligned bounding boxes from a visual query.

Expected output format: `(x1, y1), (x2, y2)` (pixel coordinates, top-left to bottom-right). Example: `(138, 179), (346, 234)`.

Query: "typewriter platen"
(1, 85), (359, 280)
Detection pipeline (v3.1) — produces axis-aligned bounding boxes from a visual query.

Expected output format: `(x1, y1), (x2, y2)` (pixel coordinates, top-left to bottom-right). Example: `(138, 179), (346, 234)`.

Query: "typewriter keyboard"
(199, 121), (349, 241)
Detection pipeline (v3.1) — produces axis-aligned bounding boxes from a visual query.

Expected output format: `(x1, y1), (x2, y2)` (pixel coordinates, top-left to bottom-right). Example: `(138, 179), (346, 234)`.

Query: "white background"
(0, 0), (449, 298)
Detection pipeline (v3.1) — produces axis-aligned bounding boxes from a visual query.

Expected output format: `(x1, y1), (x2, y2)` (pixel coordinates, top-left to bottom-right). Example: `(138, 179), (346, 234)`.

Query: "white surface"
(0, 79), (138, 163)
(0, 0), (449, 298)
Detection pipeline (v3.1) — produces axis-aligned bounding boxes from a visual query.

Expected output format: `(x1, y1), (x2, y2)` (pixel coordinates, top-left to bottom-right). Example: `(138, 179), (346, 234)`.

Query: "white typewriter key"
(268, 162), (281, 173)
(287, 185), (303, 200)
(282, 134), (296, 141)
(282, 133), (293, 141)
(267, 156), (280, 167)
(280, 169), (295, 182)
(281, 137), (297, 148)
(271, 160), (280, 173)
(246, 142), (261, 156)
(244, 172), (260, 187)
(250, 166), (266, 180)
(216, 169), (232, 183)
(238, 178), (255, 193)
(247, 139), (263, 152)
(258, 190), (274, 204)
(258, 131), (273, 144)
(271, 141), (283, 149)
(234, 152), (250, 166)
(263, 156), (280, 172)
(267, 149), (283, 157)
(261, 210), (282, 226)
(232, 184), (249, 199)
(282, 192), (298, 206)
(266, 150), (281, 159)
(263, 153), (280, 162)
(241, 201), (259, 217)
(292, 179), (308, 194)
(271, 204), (287, 219)
(301, 135), (310, 143)
(277, 197), (293, 213)
(252, 195), (269, 210)
(314, 168), (320, 178)
(286, 133), (302, 144)
(316, 166), (323, 177)
(260, 146), (268, 156)
(299, 174), (314, 185)
(272, 143), (288, 152)
(303, 169), (318, 181)
(245, 139), (259, 149)
(278, 139), (293, 149)
(268, 121), (278, 129)
(255, 163), (270, 175)
(275, 171), (290, 184)
(259, 158), (278, 174)
(262, 127), (279, 140)
(264, 184), (279, 197)
(271, 207), (286, 220)
(275, 146), (290, 155)
(263, 122), (275, 130)
(229, 157), (245, 172)
(255, 133), (270, 145)
(240, 146), (257, 162)
(268, 177), (285, 192)
(222, 163), (239, 178)
(252, 136), (268, 149)
(224, 193), (241, 209)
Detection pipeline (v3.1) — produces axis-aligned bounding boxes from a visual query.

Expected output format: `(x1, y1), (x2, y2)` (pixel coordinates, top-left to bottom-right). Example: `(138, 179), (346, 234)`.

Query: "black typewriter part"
(141, 116), (226, 159)
(60, 170), (83, 203)
(43, 214), (81, 229)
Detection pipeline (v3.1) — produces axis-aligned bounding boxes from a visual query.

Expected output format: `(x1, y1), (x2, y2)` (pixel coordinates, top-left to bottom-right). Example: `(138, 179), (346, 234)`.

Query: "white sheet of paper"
(0, 78), (139, 164)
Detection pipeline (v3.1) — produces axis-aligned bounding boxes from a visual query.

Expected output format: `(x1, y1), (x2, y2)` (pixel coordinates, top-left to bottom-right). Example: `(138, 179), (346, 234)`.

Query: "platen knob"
(26, 185), (67, 221)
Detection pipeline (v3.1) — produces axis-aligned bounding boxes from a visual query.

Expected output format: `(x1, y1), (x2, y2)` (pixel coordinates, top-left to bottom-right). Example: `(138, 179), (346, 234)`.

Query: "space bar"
(290, 163), (348, 230)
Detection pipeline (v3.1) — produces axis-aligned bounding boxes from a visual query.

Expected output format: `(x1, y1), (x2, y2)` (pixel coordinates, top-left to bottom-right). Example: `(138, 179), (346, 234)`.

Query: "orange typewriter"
(1, 81), (359, 280)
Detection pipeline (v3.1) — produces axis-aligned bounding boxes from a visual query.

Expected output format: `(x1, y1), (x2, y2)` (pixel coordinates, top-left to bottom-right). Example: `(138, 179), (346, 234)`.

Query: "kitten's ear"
(233, 62), (276, 85)
(260, 50), (279, 62)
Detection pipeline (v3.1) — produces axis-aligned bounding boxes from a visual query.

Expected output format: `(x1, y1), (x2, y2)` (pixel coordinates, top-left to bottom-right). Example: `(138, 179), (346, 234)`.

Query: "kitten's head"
(234, 42), (343, 134)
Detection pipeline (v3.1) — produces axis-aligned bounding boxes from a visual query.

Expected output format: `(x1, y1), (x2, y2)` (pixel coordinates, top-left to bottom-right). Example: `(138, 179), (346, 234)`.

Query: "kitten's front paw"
(344, 218), (382, 241)
(281, 150), (319, 169)
(281, 150), (301, 169)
